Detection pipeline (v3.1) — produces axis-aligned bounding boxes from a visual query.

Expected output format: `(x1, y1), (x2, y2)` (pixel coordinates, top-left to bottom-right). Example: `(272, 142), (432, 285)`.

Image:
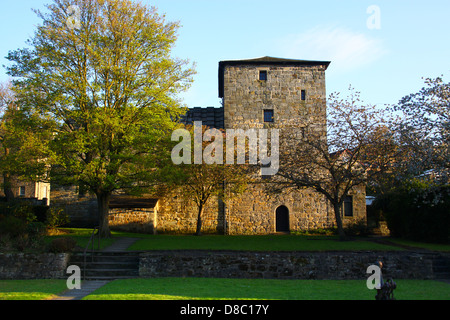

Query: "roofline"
(218, 57), (331, 98)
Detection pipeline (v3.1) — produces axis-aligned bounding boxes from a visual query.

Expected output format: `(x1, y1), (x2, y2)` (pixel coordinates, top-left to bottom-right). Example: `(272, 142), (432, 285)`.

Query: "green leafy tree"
(0, 81), (53, 201)
(6, 0), (195, 237)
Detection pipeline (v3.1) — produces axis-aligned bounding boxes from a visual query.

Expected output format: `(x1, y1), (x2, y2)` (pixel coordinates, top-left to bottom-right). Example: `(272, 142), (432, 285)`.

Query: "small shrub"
(46, 207), (70, 229)
(9, 203), (36, 223)
(0, 215), (27, 237)
(48, 237), (77, 253)
(32, 205), (49, 223)
(344, 219), (370, 236)
(14, 234), (30, 252)
(27, 221), (47, 238)
(0, 234), (14, 252)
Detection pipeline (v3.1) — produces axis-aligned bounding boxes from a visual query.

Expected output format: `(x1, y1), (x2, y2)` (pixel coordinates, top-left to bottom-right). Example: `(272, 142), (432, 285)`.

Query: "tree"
(170, 124), (250, 235)
(275, 88), (390, 239)
(6, 0), (195, 237)
(393, 76), (450, 181)
(0, 81), (53, 201)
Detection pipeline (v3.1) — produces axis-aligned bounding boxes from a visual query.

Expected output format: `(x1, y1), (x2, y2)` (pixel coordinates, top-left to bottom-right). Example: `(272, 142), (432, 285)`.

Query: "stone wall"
(2, 251), (444, 280)
(223, 181), (366, 235)
(222, 63), (327, 134)
(225, 185), (333, 235)
(109, 207), (156, 234)
(157, 191), (224, 234)
(0, 253), (70, 279)
(139, 250), (437, 280)
(51, 185), (98, 227)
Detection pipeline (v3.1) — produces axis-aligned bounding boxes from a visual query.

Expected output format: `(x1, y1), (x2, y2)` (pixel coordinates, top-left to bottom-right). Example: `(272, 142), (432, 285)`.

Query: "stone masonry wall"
(51, 185), (98, 227)
(225, 184), (366, 235)
(139, 250), (437, 280)
(226, 184), (333, 235)
(1, 251), (443, 280)
(0, 253), (70, 279)
(109, 208), (156, 234)
(222, 64), (327, 134)
(156, 190), (224, 234)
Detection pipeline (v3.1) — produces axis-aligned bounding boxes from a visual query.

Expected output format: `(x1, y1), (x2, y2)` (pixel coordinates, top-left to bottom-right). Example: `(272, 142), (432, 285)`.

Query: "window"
(263, 109), (274, 122)
(19, 186), (26, 197)
(301, 90), (306, 101)
(259, 70), (267, 81)
(343, 196), (353, 217)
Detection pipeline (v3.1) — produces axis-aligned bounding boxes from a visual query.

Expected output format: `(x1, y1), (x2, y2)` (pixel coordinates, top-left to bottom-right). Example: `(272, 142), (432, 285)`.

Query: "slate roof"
(181, 106), (224, 129)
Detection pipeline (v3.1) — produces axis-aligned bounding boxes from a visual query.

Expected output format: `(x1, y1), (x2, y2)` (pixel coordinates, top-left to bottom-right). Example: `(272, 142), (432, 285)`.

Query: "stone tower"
(219, 56), (330, 135)
(218, 57), (337, 234)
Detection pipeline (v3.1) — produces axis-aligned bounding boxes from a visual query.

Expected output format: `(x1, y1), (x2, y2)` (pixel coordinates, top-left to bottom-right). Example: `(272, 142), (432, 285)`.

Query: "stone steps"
(70, 252), (140, 280)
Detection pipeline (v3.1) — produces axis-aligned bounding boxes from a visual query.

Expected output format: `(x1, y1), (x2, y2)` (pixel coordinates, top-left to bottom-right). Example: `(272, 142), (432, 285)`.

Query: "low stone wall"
(0, 253), (70, 280)
(139, 251), (437, 280)
(0, 251), (442, 280)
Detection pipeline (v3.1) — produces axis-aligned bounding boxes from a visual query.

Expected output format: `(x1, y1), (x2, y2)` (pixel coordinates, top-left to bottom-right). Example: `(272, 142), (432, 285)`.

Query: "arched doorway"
(275, 205), (289, 232)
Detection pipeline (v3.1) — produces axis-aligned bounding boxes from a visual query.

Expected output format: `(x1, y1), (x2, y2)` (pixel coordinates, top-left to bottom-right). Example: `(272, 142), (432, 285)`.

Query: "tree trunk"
(195, 204), (204, 236)
(97, 192), (112, 238)
(333, 202), (347, 240)
(3, 172), (14, 202)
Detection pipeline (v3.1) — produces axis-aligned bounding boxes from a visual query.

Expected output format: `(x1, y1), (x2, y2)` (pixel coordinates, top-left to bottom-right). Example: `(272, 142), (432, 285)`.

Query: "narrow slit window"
(259, 70), (267, 81)
(301, 90), (306, 101)
(264, 109), (274, 122)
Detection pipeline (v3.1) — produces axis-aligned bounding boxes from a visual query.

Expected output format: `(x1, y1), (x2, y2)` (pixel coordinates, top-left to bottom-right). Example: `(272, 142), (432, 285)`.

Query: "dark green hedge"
(373, 182), (449, 243)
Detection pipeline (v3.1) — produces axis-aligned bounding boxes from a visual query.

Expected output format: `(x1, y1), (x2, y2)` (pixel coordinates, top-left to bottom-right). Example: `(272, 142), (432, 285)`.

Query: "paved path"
(51, 237), (139, 300)
(51, 280), (110, 300)
(101, 237), (139, 252)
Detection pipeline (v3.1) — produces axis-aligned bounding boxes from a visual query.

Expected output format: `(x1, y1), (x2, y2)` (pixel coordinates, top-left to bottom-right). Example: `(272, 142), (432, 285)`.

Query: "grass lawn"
(126, 234), (404, 251)
(83, 278), (450, 300)
(1, 278), (447, 300)
(44, 228), (120, 250)
(388, 238), (450, 252)
(45, 228), (450, 252)
(0, 279), (67, 300)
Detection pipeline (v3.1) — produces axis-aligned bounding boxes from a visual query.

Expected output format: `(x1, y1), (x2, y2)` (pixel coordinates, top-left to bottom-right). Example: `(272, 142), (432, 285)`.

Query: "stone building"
(155, 57), (366, 234)
(0, 176), (50, 205)
(53, 56), (367, 234)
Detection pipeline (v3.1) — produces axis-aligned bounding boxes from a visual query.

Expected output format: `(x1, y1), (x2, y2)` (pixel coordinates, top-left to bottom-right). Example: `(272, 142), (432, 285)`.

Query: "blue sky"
(1, 0), (449, 109)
